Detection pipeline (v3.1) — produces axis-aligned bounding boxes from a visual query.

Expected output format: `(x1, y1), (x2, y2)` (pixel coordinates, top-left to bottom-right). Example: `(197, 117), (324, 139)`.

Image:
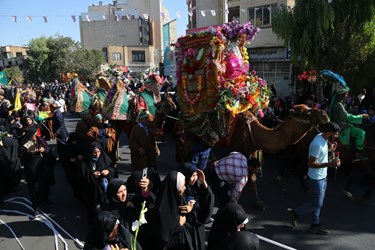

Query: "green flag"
(0, 71), (8, 85)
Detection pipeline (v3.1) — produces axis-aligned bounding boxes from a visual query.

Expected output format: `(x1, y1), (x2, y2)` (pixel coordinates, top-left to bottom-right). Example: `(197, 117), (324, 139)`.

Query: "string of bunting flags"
(0, 7), (252, 23)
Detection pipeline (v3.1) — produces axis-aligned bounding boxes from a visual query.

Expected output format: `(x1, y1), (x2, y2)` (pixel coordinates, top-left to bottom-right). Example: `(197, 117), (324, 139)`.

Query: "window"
(248, 4), (276, 27)
(132, 51), (145, 62)
(112, 52), (122, 61)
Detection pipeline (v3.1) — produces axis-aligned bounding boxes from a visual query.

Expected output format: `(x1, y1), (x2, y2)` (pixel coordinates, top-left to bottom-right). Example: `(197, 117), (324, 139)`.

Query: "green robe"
(331, 101), (364, 146)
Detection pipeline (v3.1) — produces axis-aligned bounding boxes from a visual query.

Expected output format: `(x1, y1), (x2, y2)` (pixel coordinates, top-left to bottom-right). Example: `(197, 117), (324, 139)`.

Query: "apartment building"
(80, 0), (165, 73)
(0, 45), (28, 71)
(186, 0), (295, 97)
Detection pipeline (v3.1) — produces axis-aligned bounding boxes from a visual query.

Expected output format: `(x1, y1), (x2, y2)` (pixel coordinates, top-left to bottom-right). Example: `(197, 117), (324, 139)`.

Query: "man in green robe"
(330, 84), (369, 154)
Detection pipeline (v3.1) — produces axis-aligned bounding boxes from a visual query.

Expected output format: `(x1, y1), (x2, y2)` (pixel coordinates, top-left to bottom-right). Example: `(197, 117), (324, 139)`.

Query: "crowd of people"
(1, 77), (374, 249)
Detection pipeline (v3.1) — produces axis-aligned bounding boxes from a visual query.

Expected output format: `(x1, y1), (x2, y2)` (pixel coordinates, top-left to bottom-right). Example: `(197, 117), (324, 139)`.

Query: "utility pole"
(222, 0), (228, 24)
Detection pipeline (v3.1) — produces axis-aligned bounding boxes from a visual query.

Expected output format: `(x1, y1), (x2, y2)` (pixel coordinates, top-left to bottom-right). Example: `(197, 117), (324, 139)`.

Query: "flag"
(210, 10), (216, 16)
(116, 14), (122, 21)
(26, 16), (32, 22)
(12, 16), (17, 22)
(71, 15), (76, 22)
(143, 13), (149, 19)
(188, 11), (193, 16)
(0, 71), (8, 85)
(176, 11), (182, 18)
(13, 91), (22, 112)
(102, 14), (106, 20)
(43, 16), (48, 23)
(86, 15), (91, 22)
(201, 10), (206, 16)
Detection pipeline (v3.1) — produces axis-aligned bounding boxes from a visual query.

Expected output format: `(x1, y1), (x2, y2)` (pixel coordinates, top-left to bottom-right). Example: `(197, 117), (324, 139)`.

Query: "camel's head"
(156, 92), (177, 115)
(289, 104), (330, 127)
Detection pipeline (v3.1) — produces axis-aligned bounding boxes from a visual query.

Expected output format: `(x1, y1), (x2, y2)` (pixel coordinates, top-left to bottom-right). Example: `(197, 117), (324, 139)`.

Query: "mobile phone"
(142, 167), (148, 178)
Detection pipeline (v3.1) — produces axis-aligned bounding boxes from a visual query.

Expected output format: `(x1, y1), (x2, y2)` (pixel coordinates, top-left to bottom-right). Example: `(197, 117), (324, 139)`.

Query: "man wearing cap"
(287, 121), (341, 235)
(330, 84), (368, 157)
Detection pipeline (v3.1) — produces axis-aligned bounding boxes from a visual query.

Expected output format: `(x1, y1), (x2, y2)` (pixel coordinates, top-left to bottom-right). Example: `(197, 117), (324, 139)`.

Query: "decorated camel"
(173, 21), (330, 210)
(175, 104), (329, 210)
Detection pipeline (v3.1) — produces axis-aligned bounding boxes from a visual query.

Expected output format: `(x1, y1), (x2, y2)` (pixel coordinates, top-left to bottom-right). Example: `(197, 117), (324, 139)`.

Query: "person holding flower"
(83, 211), (142, 250)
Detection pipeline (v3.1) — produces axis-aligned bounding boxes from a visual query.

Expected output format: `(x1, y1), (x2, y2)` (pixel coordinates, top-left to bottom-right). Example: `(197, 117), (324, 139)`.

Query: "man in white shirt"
(54, 93), (67, 114)
(287, 121), (341, 235)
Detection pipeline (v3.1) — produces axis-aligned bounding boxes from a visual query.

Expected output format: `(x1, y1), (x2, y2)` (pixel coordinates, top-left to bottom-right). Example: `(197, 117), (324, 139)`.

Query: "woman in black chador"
(207, 203), (259, 250)
(149, 170), (193, 250)
(84, 210), (142, 250)
(80, 142), (114, 224)
(19, 126), (56, 215)
(180, 163), (215, 250)
(0, 125), (21, 204)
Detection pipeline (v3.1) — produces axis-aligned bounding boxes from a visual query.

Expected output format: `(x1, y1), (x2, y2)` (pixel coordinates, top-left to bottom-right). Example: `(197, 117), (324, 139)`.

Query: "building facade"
(186, 0), (295, 97)
(0, 45), (28, 71)
(80, 0), (166, 73)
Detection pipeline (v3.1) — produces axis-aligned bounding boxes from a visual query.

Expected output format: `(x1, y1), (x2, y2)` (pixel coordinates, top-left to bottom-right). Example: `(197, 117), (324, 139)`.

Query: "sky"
(0, 0), (188, 46)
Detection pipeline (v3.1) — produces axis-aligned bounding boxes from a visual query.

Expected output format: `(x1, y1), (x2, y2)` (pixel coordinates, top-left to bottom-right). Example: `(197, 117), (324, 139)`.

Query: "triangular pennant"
(86, 15), (91, 22)
(143, 13), (149, 19)
(176, 11), (182, 18)
(210, 10), (216, 16)
(42, 16), (48, 23)
(12, 16), (17, 23)
(200, 10), (206, 16)
(188, 11), (193, 17)
(124, 14), (130, 20)
(71, 15), (76, 23)
(116, 14), (122, 21)
(102, 14), (106, 20)
(26, 16), (32, 23)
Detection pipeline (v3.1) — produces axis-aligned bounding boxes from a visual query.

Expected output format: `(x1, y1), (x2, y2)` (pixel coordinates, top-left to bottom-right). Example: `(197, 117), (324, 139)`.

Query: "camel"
(174, 104), (330, 210)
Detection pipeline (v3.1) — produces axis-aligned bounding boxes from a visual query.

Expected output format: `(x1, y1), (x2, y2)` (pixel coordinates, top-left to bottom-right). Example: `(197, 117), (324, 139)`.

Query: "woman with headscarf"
(101, 178), (130, 227)
(76, 109), (92, 146)
(87, 114), (118, 165)
(84, 210), (142, 250)
(124, 170), (160, 249)
(180, 163), (215, 250)
(19, 126), (56, 215)
(81, 142), (114, 224)
(149, 170), (193, 250)
(60, 132), (86, 201)
(207, 203), (259, 250)
(0, 125), (21, 204)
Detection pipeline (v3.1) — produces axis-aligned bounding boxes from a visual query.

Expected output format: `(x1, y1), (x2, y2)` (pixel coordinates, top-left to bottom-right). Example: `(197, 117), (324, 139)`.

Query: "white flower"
(139, 212), (147, 225)
(132, 220), (139, 232)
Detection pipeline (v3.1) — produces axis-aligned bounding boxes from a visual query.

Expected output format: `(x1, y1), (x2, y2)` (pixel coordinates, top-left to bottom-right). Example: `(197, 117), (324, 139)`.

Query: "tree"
(72, 48), (105, 81)
(272, 0), (375, 90)
(5, 67), (24, 84)
(25, 35), (105, 83)
(25, 36), (50, 82)
(47, 36), (81, 80)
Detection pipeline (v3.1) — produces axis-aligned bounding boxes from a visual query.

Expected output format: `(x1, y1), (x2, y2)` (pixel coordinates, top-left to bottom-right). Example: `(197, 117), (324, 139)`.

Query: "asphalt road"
(0, 112), (374, 250)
